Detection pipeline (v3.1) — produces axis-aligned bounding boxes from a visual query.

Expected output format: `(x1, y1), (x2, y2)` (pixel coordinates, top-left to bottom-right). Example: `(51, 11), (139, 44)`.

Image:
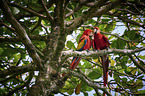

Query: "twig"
(31, 18), (41, 33)
(128, 54), (145, 73)
(8, 2), (47, 19)
(7, 71), (34, 96)
(70, 70), (112, 96)
(39, 0), (53, 23)
(107, 11), (145, 28)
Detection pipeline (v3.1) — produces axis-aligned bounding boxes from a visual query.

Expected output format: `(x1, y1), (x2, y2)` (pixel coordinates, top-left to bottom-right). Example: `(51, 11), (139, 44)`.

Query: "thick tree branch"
(67, 0), (107, 33)
(62, 47), (145, 72)
(0, 65), (37, 78)
(0, 35), (47, 42)
(66, 0), (95, 18)
(67, 0), (123, 34)
(62, 47), (145, 58)
(0, 0), (43, 69)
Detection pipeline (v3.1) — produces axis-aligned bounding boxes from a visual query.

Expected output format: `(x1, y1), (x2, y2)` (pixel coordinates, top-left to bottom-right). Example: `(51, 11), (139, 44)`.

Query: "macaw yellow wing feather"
(77, 39), (87, 51)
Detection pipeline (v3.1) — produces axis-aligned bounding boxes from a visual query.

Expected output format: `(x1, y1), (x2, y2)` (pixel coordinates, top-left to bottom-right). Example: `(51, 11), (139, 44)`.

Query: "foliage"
(0, 0), (145, 96)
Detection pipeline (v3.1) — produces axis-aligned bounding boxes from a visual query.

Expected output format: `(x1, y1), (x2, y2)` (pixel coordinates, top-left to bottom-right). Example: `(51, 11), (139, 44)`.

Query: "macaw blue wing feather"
(77, 39), (87, 51)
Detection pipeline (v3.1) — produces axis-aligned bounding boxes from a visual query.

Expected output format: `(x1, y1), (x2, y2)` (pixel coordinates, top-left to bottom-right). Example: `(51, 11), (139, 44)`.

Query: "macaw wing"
(103, 35), (110, 47)
(76, 37), (87, 51)
(92, 39), (97, 49)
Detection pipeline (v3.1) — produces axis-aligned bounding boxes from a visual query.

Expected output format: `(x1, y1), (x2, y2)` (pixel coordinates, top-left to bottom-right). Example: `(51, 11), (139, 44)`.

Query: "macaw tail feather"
(70, 57), (81, 70)
(101, 55), (109, 96)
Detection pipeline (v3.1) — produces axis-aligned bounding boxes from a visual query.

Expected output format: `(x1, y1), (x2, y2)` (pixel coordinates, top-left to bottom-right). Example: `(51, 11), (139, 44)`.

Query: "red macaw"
(63, 29), (93, 76)
(92, 27), (110, 96)
(70, 29), (93, 70)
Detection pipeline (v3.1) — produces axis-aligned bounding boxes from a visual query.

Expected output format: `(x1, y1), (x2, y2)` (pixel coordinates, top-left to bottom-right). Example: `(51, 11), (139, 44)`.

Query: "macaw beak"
(94, 28), (98, 34)
(94, 27), (99, 33)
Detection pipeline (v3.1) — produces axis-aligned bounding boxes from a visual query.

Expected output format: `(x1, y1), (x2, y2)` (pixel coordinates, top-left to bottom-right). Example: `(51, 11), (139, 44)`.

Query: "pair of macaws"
(69, 27), (110, 96)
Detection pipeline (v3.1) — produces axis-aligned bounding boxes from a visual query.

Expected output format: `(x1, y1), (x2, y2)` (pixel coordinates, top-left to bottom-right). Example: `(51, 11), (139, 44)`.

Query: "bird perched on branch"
(70, 29), (93, 70)
(62, 29), (93, 76)
(92, 27), (110, 96)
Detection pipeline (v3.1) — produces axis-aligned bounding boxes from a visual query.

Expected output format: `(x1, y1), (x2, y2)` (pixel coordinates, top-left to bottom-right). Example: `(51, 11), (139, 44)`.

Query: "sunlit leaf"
(110, 60), (115, 66)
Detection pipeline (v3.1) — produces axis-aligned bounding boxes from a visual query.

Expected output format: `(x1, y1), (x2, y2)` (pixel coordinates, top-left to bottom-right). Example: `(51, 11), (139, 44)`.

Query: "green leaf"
(122, 77), (127, 82)
(126, 30), (140, 41)
(1, 47), (18, 59)
(135, 79), (143, 90)
(110, 60), (115, 66)
(12, 7), (20, 14)
(114, 74), (120, 82)
(81, 81), (93, 91)
(82, 59), (92, 68)
(13, 53), (21, 62)
(104, 21), (116, 32)
(116, 38), (126, 49)
(67, 89), (74, 95)
(0, 47), (3, 55)
(66, 41), (75, 49)
(0, 27), (4, 35)
(138, 55), (145, 59)
(88, 68), (102, 79)
(138, 90), (145, 93)
(76, 33), (83, 43)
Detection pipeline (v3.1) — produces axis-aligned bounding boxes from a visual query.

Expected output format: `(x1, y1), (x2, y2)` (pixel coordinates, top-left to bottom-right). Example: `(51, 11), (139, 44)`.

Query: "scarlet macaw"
(62, 29), (93, 76)
(70, 29), (93, 70)
(92, 27), (110, 96)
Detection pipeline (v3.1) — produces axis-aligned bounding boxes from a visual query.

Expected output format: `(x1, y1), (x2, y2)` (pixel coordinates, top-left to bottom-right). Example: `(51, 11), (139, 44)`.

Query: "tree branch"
(0, 65), (37, 78)
(70, 70), (111, 96)
(62, 47), (145, 58)
(31, 18), (42, 33)
(0, 35), (47, 42)
(8, 2), (47, 19)
(67, 0), (107, 33)
(107, 11), (145, 28)
(7, 71), (34, 96)
(66, 0), (95, 18)
(13, 0), (54, 20)
(100, 31), (144, 43)
(67, 0), (124, 34)
(128, 54), (145, 73)
(39, 0), (54, 23)
(0, 0), (43, 69)
(62, 47), (145, 73)
(0, 21), (16, 32)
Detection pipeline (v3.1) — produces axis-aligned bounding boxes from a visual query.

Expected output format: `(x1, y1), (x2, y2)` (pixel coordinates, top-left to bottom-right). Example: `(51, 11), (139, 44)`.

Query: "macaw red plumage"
(92, 27), (110, 96)
(62, 29), (93, 76)
(70, 29), (93, 70)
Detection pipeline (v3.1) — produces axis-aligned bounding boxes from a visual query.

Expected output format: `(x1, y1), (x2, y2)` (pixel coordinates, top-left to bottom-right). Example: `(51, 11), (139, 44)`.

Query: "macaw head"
(83, 29), (94, 36)
(94, 27), (100, 34)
